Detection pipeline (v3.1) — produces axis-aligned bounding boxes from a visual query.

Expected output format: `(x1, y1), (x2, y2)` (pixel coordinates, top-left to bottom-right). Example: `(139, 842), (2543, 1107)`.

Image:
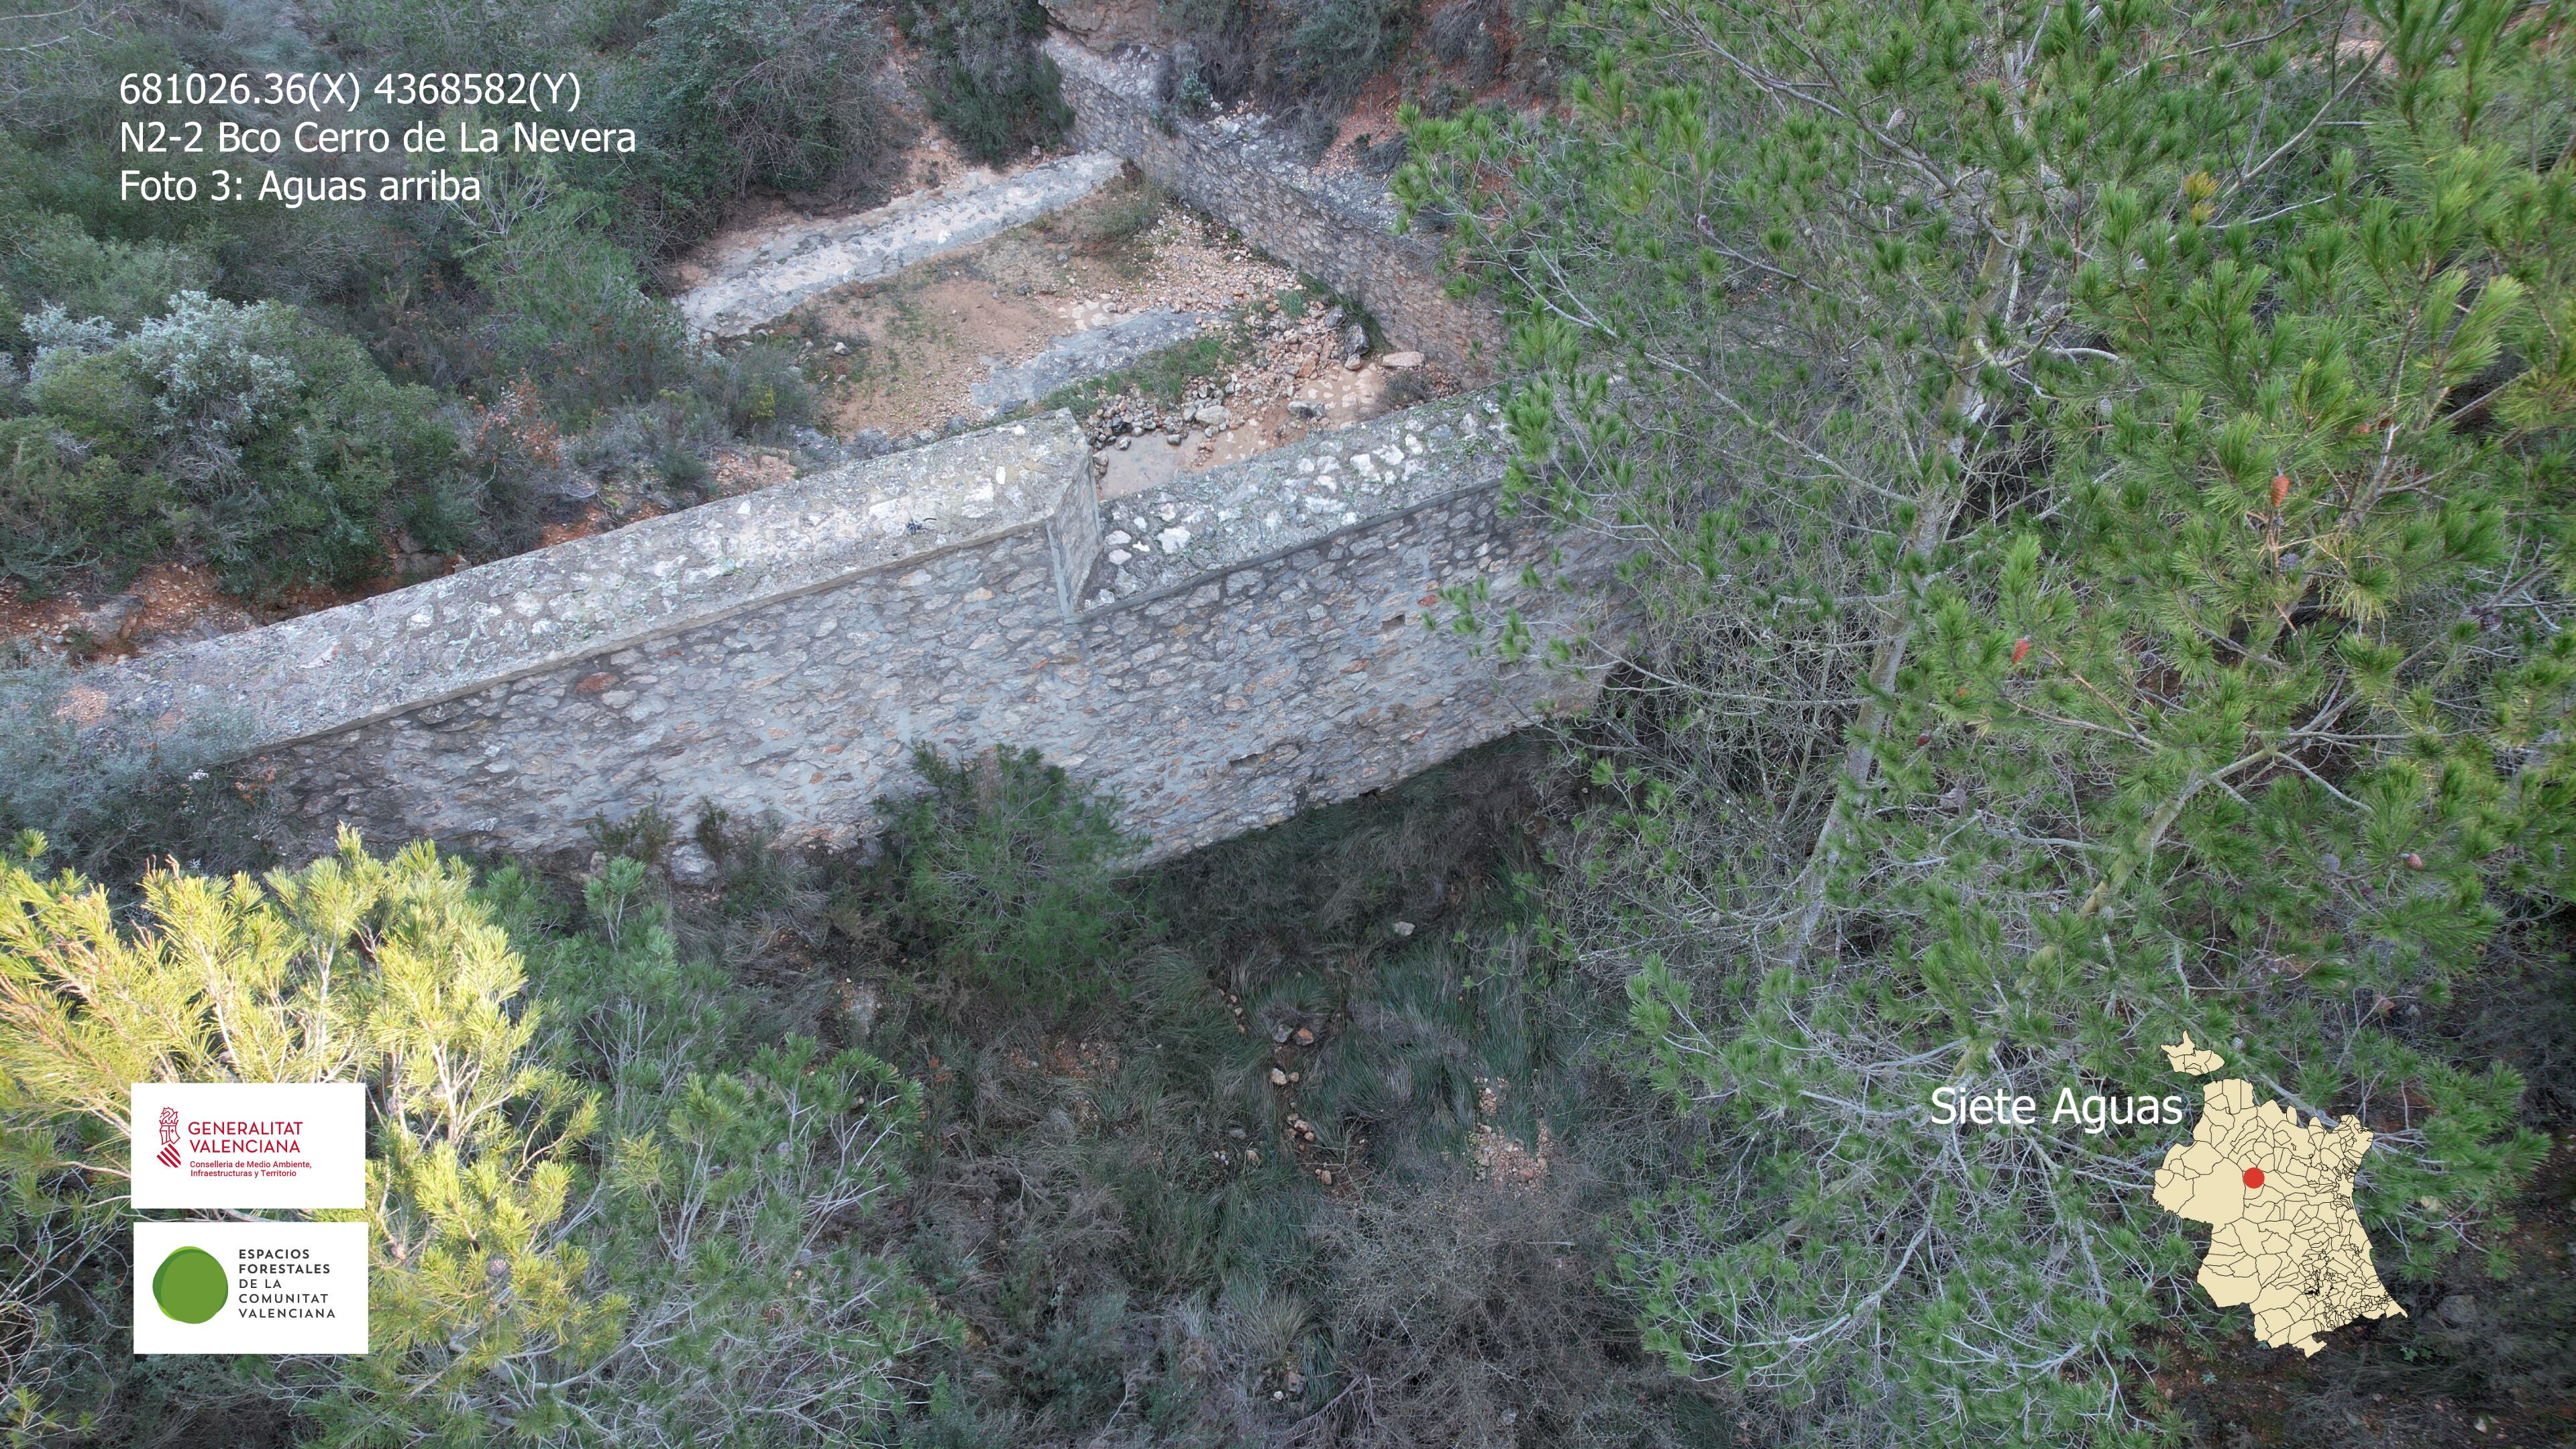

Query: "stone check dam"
(79, 394), (1610, 863)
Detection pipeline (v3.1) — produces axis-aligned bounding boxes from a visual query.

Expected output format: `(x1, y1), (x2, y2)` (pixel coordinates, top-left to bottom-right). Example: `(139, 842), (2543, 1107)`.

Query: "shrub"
(298, 0), (587, 76)
(877, 744), (1144, 1013)
(708, 339), (818, 437)
(450, 377), (570, 558)
(1425, 0), (1501, 84)
(0, 835), (944, 1447)
(900, 0), (1073, 165)
(0, 657), (270, 877)
(0, 417), (166, 592)
(621, 0), (903, 252)
(16, 291), (462, 599)
(0, 209), (211, 334)
(1289, 0), (1419, 103)
(465, 211), (699, 427)
(1310, 1175), (1710, 1448)
(1381, 362), (1434, 409)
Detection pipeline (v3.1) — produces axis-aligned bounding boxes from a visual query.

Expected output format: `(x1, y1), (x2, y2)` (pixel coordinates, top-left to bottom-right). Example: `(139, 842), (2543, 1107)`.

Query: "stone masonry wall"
(83, 400), (1607, 866)
(1046, 37), (1503, 381)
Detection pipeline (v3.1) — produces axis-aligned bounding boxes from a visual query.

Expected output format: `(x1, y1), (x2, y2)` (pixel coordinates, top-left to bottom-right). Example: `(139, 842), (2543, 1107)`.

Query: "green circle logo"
(151, 1246), (227, 1324)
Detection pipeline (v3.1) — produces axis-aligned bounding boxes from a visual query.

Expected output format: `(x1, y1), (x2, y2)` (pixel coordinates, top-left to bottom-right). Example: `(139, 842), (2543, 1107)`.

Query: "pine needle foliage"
(877, 743), (1147, 1014)
(0, 833), (941, 1446)
(1403, 0), (2574, 1441)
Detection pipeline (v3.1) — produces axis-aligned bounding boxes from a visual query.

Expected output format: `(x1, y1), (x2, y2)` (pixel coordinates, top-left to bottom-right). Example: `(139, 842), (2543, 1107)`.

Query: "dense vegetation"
(3, 741), (1743, 1447)
(0, 0), (887, 602)
(900, 0), (1074, 165)
(1, 828), (940, 1446)
(1401, 0), (2575, 1440)
(3, 0), (2573, 1445)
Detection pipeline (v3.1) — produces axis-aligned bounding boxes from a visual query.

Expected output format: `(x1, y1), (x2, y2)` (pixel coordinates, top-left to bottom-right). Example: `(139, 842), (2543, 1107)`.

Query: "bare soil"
(788, 184), (1318, 441)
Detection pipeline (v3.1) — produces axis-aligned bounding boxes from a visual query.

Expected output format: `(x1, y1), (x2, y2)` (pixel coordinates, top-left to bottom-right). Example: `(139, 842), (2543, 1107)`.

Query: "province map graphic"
(2152, 1034), (2406, 1355)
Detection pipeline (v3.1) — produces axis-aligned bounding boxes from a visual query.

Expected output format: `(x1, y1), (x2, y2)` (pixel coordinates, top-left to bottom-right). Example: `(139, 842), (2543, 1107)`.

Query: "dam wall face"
(81, 396), (1607, 864)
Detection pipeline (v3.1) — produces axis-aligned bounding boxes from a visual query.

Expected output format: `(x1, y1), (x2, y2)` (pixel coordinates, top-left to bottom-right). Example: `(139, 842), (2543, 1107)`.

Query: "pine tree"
(1405, 0), (2573, 1440)
(0, 834), (943, 1446)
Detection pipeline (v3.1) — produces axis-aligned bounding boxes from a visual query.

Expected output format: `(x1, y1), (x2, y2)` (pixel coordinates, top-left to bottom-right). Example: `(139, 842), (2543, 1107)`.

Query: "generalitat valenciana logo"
(130, 1083), (364, 1210)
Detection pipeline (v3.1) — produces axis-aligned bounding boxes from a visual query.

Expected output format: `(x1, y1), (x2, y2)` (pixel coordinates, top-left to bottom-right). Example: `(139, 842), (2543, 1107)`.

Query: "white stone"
(669, 841), (720, 885)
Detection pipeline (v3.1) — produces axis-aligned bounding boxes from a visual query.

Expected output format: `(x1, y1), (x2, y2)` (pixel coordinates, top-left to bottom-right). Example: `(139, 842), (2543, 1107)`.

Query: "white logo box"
(131, 1083), (366, 1210)
(133, 1220), (370, 1354)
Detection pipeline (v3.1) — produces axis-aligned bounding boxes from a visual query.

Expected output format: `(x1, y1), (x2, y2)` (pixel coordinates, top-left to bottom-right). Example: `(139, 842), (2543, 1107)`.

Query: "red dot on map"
(2243, 1167), (2265, 1189)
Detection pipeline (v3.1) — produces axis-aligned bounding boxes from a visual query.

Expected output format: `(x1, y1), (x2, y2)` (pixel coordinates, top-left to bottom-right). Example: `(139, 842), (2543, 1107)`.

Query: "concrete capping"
(677, 153), (1124, 336)
(1085, 389), (1509, 605)
(1088, 478), (1507, 621)
(84, 413), (1093, 755)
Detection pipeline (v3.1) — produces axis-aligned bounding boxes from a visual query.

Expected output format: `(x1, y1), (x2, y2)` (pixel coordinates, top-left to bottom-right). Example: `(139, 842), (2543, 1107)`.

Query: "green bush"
(298, 0), (588, 77)
(466, 209), (700, 426)
(1150, 0), (1421, 115)
(15, 291), (463, 599)
(0, 209), (212, 335)
(0, 658), (270, 879)
(708, 340), (818, 436)
(0, 417), (168, 592)
(877, 744), (1144, 1013)
(900, 0), (1073, 165)
(616, 0), (902, 253)
(0, 835), (944, 1448)
(1289, 0), (1418, 103)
